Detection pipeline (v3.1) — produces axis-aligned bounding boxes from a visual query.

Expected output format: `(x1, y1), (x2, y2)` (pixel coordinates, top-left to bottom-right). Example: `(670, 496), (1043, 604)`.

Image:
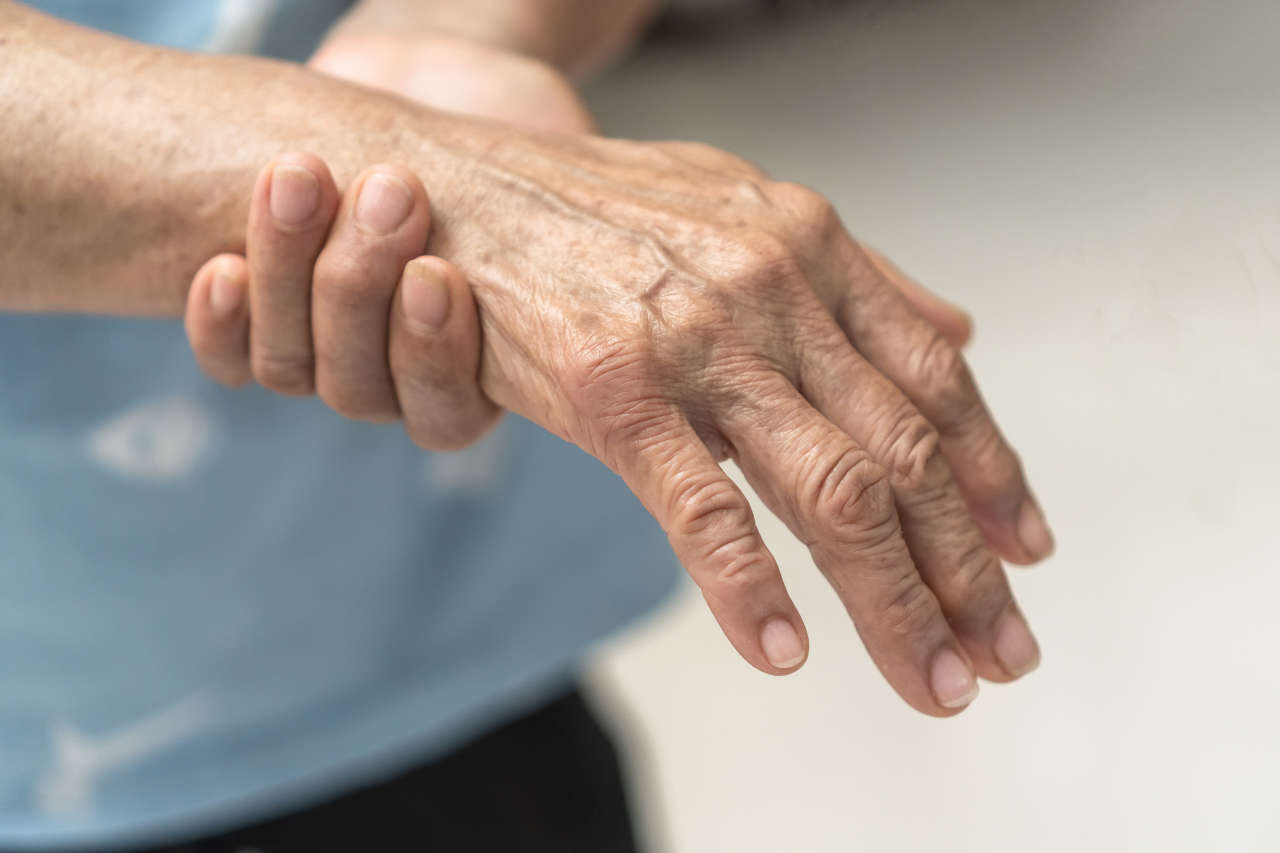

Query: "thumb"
(389, 255), (501, 451)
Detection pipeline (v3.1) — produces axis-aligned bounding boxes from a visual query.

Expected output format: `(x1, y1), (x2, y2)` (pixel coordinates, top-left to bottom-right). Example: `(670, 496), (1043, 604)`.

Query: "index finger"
(602, 404), (810, 676)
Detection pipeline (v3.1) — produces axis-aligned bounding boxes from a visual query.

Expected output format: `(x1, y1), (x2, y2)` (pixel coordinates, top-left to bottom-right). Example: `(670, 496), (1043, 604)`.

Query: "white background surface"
(583, 1), (1280, 850)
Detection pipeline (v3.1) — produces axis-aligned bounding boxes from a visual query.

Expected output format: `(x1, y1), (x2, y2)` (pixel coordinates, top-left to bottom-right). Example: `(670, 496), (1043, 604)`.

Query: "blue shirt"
(0, 2), (678, 848)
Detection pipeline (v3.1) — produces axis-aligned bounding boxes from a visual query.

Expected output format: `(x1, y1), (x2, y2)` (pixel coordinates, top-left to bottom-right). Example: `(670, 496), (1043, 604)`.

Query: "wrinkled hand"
(185, 36), (1048, 715)
(431, 133), (1053, 715)
(185, 31), (972, 457)
(185, 32), (595, 446)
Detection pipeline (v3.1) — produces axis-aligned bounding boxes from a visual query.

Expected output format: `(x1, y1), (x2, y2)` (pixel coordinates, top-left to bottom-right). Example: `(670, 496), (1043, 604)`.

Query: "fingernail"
(1017, 498), (1055, 560)
(760, 617), (805, 670)
(402, 261), (451, 331)
(930, 647), (979, 709)
(209, 268), (242, 318)
(994, 609), (1041, 678)
(355, 173), (413, 235)
(269, 164), (320, 227)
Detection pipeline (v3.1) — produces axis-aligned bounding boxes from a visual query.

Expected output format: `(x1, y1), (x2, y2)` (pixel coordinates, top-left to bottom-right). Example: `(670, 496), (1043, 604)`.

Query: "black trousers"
(136, 687), (639, 853)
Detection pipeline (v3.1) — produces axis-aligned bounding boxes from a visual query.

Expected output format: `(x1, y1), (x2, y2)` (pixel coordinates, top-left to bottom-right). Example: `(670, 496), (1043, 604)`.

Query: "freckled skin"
(1, 2), (1051, 716)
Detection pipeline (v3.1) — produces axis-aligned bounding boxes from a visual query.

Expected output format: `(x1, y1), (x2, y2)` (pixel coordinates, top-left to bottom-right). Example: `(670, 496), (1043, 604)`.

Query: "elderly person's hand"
(189, 130), (1048, 716)
(426, 131), (1052, 715)
(183, 31), (977, 460)
(11, 1), (1045, 712)
(184, 32), (594, 447)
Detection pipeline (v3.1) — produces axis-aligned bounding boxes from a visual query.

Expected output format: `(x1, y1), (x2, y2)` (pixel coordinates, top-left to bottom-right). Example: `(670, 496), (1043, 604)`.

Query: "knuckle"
(560, 335), (652, 417)
(669, 476), (766, 588)
(878, 408), (946, 493)
(879, 576), (943, 638)
(317, 380), (399, 422)
(253, 350), (314, 395)
(671, 474), (751, 542)
(913, 332), (974, 409)
(733, 230), (803, 285)
(559, 336), (671, 460)
(808, 449), (898, 546)
(773, 181), (840, 241)
(708, 544), (774, 592)
(669, 304), (744, 361)
(945, 541), (1007, 610)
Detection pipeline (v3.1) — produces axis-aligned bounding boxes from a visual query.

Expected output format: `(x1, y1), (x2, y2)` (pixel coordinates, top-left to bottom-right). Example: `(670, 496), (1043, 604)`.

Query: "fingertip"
(389, 254), (496, 451)
(983, 494), (1055, 568)
(759, 616), (808, 674)
(351, 163), (430, 237)
(187, 254), (246, 321)
(256, 152), (339, 233)
(1016, 497), (1055, 562)
(186, 254), (252, 389)
(187, 255), (217, 309)
(399, 257), (455, 333)
(993, 606), (1041, 679)
(209, 256), (248, 319)
(930, 646), (980, 711)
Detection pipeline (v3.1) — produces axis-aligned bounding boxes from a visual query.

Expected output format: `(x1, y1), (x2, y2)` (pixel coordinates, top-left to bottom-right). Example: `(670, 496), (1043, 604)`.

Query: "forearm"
(327, 0), (661, 77)
(0, 2), (476, 315)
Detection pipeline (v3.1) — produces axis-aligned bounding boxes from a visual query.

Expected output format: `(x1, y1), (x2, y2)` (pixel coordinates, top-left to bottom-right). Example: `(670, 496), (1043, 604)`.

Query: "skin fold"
(0, 0), (1053, 716)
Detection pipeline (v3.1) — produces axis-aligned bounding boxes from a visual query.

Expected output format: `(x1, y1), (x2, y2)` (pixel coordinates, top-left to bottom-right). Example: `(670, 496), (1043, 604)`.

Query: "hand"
(183, 159), (975, 451)
(187, 38), (1036, 717)
(185, 154), (498, 448)
(421, 132), (1053, 715)
(181, 26), (967, 455)
(184, 32), (594, 446)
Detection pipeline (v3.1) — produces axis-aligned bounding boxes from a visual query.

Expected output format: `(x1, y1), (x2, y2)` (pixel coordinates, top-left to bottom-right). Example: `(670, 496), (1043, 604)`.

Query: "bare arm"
(0, 1), (1052, 714)
(0, 1), (479, 315)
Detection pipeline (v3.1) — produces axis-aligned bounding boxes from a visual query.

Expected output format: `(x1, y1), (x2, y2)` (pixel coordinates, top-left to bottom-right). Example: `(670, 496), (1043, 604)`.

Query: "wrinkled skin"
(418, 130), (1052, 714)
(184, 32), (595, 447)
(184, 35), (1051, 717)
